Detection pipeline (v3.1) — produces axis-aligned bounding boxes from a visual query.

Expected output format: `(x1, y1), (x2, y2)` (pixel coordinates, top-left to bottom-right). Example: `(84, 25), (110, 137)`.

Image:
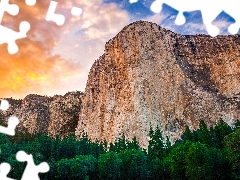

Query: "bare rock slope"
(0, 91), (83, 138)
(75, 21), (240, 147)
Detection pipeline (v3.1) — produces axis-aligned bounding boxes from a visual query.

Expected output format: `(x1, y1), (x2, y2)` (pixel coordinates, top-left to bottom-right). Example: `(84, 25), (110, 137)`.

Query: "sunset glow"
(0, 0), (235, 99)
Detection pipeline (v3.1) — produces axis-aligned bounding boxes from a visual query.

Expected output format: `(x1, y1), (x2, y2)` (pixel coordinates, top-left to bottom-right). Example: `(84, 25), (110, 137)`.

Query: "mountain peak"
(76, 21), (240, 147)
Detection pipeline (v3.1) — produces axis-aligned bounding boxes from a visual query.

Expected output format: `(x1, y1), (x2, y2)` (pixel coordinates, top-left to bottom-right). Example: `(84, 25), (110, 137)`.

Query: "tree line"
(0, 119), (240, 179)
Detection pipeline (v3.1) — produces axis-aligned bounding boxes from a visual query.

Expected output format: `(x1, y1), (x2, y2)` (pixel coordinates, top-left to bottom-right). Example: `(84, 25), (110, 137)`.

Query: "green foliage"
(212, 119), (232, 149)
(7, 154), (27, 180)
(167, 141), (192, 179)
(199, 120), (212, 147)
(119, 149), (150, 180)
(182, 125), (194, 142)
(150, 157), (170, 180)
(208, 148), (231, 179)
(56, 158), (74, 180)
(98, 152), (122, 180)
(127, 136), (141, 150)
(185, 142), (212, 180)
(150, 157), (163, 179)
(148, 125), (165, 160)
(225, 128), (240, 178)
(0, 134), (12, 161)
(113, 134), (128, 153)
(71, 155), (98, 180)
(0, 118), (239, 179)
(110, 135), (141, 153)
(59, 134), (77, 159)
(235, 119), (240, 130)
(164, 136), (172, 156)
(30, 134), (53, 160)
(7, 131), (39, 144)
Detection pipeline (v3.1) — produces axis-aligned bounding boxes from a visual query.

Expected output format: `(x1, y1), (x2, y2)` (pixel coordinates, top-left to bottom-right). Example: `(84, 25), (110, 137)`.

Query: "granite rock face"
(0, 91), (83, 137)
(75, 21), (240, 148)
(48, 92), (83, 137)
(1, 21), (239, 148)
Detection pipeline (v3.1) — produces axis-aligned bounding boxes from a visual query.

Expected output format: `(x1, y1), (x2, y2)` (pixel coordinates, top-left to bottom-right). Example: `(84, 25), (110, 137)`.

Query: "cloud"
(0, 0), (129, 99)
(143, 13), (166, 24)
(53, 0), (130, 94)
(0, 0), (81, 98)
(73, 0), (129, 40)
(144, 5), (237, 35)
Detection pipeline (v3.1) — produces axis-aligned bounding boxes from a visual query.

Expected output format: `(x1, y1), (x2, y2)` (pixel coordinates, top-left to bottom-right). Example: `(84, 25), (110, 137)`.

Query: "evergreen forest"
(0, 119), (240, 180)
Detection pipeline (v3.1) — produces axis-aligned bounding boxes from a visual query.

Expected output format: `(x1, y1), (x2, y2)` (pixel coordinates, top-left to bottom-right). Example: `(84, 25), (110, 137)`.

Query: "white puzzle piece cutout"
(46, 1), (65, 26)
(140, 0), (240, 37)
(0, 100), (9, 110)
(0, 21), (30, 54)
(25, 0), (37, 6)
(0, 116), (19, 136)
(0, 0), (35, 54)
(0, 0), (82, 53)
(0, 100), (19, 136)
(0, 0), (19, 22)
(0, 163), (15, 180)
(16, 151), (50, 180)
(129, 0), (138, 3)
(71, 7), (82, 16)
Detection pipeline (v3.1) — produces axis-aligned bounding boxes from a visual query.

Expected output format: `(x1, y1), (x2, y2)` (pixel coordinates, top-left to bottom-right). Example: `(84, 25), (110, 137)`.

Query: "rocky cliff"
(1, 21), (240, 148)
(75, 21), (240, 148)
(0, 91), (83, 138)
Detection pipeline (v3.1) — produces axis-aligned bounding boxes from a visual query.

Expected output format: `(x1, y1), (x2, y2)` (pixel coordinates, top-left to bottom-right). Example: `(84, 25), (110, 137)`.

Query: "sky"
(0, 0), (236, 99)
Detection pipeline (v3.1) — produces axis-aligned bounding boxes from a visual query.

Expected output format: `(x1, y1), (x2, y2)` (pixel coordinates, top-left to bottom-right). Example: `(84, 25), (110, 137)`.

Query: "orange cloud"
(0, 0), (81, 99)
(0, 0), (129, 99)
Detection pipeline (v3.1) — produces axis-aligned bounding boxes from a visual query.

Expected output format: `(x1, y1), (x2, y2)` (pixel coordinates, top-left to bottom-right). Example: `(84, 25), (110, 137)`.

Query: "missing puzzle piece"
(150, 0), (240, 37)
(0, 0), (19, 22)
(0, 0), (34, 54)
(25, 0), (36, 6)
(129, 0), (138, 3)
(0, 21), (30, 54)
(0, 151), (49, 180)
(0, 99), (19, 136)
(0, 116), (19, 136)
(0, 99), (9, 110)
(0, 163), (15, 180)
(16, 151), (49, 180)
(46, 1), (65, 26)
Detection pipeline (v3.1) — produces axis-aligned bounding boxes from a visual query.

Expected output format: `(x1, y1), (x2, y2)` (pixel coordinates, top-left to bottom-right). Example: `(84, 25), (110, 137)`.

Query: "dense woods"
(0, 119), (240, 179)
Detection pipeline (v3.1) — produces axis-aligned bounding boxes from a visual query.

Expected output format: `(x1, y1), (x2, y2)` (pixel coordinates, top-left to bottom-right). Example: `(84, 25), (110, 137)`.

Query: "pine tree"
(127, 136), (140, 150)
(148, 125), (165, 160)
(165, 136), (172, 156)
(199, 120), (212, 147)
(186, 142), (212, 180)
(71, 155), (98, 180)
(225, 129), (240, 178)
(98, 152), (122, 180)
(167, 141), (192, 180)
(213, 119), (232, 149)
(182, 125), (194, 142)
(234, 119), (240, 130)
(113, 134), (128, 152)
(119, 149), (150, 180)
(109, 142), (115, 152)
